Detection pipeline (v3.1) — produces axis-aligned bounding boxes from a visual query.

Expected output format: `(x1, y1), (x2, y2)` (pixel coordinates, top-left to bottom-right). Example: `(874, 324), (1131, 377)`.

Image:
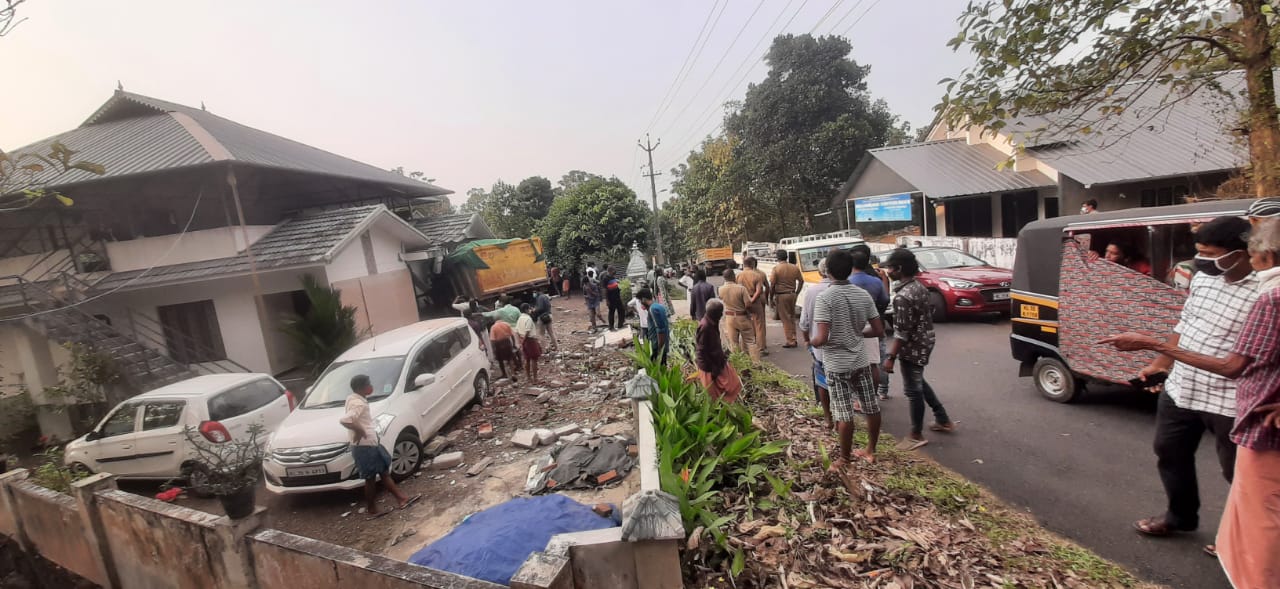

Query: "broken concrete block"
(570, 381), (588, 391)
(511, 429), (539, 449)
(596, 469), (619, 485)
(424, 437), (452, 457)
(598, 380), (613, 388)
(562, 433), (582, 444)
(534, 428), (558, 446)
(535, 392), (554, 404)
(429, 451), (464, 470)
(477, 423), (494, 439)
(466, 457), (494, 477)
(553, 423), (581, 437)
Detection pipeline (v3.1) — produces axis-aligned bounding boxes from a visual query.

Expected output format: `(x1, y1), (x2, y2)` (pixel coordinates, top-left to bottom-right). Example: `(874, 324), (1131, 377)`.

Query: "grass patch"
(881, 461), (982, 514)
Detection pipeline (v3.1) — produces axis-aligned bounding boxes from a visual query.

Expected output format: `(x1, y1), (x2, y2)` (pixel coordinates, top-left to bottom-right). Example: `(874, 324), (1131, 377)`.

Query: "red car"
(907, 247), (1012, 322)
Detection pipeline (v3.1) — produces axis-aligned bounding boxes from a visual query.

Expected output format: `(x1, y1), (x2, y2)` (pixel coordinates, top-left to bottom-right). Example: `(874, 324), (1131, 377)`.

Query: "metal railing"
(123, 307), (251, 375)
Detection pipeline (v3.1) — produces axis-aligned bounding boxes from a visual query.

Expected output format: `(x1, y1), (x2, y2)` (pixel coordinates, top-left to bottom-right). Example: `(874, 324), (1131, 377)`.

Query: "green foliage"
(0, 393), (35, 454)
(618, 278), (632, 308)
(535, 174), (650, 269)
(42, 343), (121, 425)
(462, 176), (556, 238)
(30, 448), (89, 494)
(943, 0), (1280, 194)
(181, 423), (265, 496)
(281, 275), (363, 375)
(0, 141), (104, 212)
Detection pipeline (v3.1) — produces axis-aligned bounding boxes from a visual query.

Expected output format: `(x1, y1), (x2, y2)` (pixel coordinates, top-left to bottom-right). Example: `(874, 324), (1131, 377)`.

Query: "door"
(206, 379), (291, 443)
(441, 326), (477, 416)
(408, 335), (454, 437)
(90, 402), (142, 475)
(131, 401), (187, 477)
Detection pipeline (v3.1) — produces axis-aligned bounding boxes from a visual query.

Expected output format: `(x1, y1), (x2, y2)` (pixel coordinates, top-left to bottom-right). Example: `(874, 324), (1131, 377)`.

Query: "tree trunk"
(1239, 0), (1280, 197)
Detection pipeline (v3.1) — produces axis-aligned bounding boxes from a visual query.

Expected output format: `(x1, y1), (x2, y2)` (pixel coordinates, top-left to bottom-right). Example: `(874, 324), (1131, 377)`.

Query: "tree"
(668, 134), (761, 249)
(943, 0), (1280, 197)
(459, 187), (488, 215)
(1, 1), (26, 38)
(462, 177), (555, 238)
(390, 166), (437, 184)
(724, 34), (909, 233)
(534, 174), (650, 269)
(1, 142), (105, 212)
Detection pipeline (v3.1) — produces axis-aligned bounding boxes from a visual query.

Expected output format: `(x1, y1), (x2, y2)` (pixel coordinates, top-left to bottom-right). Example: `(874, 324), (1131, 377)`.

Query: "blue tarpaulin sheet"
(407, 494), (619, 585)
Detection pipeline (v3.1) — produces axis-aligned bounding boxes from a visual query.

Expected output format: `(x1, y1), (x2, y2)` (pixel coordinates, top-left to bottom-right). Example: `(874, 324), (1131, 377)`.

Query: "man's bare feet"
(853, 449), (876, 464)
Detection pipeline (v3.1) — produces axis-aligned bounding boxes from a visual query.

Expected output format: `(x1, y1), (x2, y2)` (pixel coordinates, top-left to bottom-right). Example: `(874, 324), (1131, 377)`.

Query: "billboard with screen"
(853, 193), (913, 223)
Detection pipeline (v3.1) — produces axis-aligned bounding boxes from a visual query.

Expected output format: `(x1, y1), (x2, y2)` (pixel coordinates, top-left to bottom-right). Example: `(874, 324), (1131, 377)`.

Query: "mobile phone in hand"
(1130, 372), (1169, 388)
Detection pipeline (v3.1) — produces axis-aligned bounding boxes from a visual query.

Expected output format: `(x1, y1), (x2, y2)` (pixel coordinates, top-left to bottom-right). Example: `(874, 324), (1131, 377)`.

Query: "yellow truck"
(696, 246), (735, 273)
(445, 238), (549, 302)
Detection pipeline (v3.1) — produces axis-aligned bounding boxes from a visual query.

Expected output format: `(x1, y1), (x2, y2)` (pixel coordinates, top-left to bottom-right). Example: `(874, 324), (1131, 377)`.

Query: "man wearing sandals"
(340, 374), (418, 517)
(809, 249), (886, 466)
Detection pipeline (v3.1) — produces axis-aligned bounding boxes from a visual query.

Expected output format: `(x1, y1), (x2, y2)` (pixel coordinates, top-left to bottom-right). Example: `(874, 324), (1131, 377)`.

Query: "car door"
(443, 326), (478, 415)
(90, 402), (142, 475)
(130, 400), (187, 477)
(408, 335), (453, 437)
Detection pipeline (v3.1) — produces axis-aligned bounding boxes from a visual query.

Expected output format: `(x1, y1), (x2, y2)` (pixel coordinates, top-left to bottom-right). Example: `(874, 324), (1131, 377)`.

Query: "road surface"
(750, 315), (1231, 589)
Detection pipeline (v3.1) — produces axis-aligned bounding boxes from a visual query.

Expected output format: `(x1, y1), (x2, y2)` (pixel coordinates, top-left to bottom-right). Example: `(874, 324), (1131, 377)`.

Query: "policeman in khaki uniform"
(717, 269), (760, 362)
(737, 257), (770, 355)
(770, 249), (804, 348)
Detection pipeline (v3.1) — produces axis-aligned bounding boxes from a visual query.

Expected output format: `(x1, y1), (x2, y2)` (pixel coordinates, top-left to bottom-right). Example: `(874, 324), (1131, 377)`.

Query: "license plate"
(286, 465), (327, 477)
(992, 291), (1010, 301)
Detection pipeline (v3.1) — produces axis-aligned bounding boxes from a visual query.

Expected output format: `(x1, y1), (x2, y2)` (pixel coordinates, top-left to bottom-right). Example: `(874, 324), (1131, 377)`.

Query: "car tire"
(389, 431), (423, 482)
(184, 463), (214, 498)
(68, 462), (94, 477)
(472, 371), (489, 407)
(1033, 357), (1082, 403)
(929, 291), (948, 323)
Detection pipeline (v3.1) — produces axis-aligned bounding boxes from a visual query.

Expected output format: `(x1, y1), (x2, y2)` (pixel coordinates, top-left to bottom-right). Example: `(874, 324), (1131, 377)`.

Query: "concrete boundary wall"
(0, 470), (501, 589)
(895, 235), (1018, 269)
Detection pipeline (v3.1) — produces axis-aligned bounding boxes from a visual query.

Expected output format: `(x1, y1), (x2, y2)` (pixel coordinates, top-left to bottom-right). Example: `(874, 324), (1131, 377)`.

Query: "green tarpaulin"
(447, 239), (545, 270)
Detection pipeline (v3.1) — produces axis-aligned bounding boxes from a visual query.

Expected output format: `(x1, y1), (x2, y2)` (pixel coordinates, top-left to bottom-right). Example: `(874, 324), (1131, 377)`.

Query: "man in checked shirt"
(1125, 216), (1260, 546)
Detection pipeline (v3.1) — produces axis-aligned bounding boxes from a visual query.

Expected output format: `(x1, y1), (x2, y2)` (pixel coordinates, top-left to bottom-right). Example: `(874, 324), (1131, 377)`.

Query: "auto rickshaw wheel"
(1033, 357), (1081, 403)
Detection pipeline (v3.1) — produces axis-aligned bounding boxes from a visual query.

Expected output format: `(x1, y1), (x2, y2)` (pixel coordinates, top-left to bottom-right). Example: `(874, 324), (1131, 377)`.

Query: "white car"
(63, 373), (296, 481)
(262, 318), (489, 495)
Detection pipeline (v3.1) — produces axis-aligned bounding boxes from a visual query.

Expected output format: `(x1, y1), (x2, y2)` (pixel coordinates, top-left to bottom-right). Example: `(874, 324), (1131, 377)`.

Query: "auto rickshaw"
(1010, 199), (1258, 402)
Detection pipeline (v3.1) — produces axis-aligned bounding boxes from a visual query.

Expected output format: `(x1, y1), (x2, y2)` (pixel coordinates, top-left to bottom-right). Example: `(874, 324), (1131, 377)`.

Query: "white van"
(262, 318), (488, 495)
(63, 373), (295, 481)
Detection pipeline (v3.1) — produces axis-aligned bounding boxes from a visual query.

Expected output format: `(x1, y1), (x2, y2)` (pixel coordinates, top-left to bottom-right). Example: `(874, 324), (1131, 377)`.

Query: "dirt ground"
(122, 299), (641, 561)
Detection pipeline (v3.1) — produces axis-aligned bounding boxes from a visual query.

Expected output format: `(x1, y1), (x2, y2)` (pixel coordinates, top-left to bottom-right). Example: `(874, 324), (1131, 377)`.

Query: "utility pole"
(638, 134), (663, 264)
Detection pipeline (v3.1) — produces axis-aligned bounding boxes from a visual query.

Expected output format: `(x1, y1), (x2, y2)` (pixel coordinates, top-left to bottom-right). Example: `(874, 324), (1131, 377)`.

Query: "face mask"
(1193, 250), (1242, 276)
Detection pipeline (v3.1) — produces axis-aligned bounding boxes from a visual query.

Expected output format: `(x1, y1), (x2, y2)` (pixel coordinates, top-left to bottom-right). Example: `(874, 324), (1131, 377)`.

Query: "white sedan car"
(262, 318), (489, 495)
(63, 373), (296, 481)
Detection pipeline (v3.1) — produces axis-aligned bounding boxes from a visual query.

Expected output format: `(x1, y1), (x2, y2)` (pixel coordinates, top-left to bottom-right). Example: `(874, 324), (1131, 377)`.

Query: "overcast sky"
(2, 0), (972, 208)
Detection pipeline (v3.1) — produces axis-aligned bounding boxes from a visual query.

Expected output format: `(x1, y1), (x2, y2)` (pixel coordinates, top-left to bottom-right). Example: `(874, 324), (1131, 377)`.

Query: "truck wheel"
(929, 291), (949, 323)
(1033, 357), (1081, 403)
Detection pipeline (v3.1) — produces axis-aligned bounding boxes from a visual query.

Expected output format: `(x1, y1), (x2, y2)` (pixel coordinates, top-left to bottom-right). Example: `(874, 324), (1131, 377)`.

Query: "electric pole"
(638, 134), (663, 264)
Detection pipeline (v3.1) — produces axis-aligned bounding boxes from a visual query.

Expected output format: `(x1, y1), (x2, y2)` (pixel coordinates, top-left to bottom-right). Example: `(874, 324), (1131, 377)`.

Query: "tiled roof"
(7, 91), (451, 197)
(410, 213), (494, 247)
(865, 139), (1055, 200)
(90, 205), (386, 292)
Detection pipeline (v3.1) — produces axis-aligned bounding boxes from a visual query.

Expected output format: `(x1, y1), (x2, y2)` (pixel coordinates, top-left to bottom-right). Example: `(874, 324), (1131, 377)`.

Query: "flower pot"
(218, 486), (257, 519)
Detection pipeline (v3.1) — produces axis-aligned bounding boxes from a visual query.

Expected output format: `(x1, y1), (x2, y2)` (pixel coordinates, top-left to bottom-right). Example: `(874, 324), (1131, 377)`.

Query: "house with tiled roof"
(0, 90), (450, 440)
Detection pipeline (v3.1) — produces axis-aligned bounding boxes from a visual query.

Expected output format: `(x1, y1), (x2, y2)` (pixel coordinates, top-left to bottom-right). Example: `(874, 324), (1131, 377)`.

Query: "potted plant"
(182, 423), (266, 519)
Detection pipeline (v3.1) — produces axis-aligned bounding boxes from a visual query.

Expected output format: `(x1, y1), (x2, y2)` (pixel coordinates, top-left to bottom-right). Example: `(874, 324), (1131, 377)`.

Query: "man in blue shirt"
(638, 288), (670, 366)
(689, 269), (717, 321)
(850, 249), (890, 397)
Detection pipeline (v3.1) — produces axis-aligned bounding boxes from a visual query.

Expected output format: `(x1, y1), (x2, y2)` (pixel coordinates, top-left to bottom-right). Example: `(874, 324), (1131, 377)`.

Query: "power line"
(644, 0), (724, 132)
(825, 0), (865, 35)
(808, 0), (847, 34)
(648, 0), (730, 133)
(837, 0), (883, 37)
(3, 187), (207, 322)
(654, 0), (770, 139)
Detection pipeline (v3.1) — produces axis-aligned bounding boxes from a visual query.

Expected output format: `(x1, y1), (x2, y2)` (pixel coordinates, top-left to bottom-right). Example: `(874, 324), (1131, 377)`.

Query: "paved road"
(747, 316), (1231, 589)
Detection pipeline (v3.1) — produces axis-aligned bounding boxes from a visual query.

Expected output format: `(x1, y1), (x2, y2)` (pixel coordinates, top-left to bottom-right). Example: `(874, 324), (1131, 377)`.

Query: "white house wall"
(370, 230), (405, 274)
(105, 226), (274, 272)
(324, 237), (368, 284)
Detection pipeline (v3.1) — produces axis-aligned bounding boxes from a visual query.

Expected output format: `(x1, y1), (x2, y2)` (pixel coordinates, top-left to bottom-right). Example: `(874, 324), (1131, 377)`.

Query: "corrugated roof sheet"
(410, 213), (493, 247)
(90, 205), (385, 292)
(1012, 71), (1250, 186)
(8, 91), (452, 197)
(868, 139), (1054, 199)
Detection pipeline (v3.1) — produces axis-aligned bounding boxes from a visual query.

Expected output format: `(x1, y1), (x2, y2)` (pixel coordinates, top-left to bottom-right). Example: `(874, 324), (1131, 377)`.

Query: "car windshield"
(300, 356), (406, 409)
(914, 249), (988, 270)
(796, 243), (861, 272)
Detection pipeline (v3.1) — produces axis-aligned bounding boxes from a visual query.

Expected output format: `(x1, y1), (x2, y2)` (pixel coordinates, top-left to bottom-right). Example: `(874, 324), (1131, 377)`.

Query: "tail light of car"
(199, 421), (231, 443)
(284, 390), (298, 411)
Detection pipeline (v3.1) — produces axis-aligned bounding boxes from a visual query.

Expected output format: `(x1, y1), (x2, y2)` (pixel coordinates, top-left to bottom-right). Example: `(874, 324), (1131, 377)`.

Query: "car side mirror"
(85, 430), (101, 442)
(413, 373), (436, 389)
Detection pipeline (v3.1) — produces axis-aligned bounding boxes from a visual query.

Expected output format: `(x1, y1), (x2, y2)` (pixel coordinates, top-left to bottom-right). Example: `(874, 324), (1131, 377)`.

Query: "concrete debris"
(477, 423), (494, 438)
(596, 470), (619, 485)
(595, 422), (631, 437)
(562, 433), (583, 444)
(466, 457), (494, 477)
(535, 392), (554, 404)
(511, 429), (539, 449)
(570, 381), (589, 391)
(424, 436), (453, 457)
(357, 507), (367, 515)
(429, 451), (464, 470)
(599, 380), (613, 389)
(341, 511), (352, 518)
(593, 503), (614, 518)
(390, 528), (418, 546)
(534, 428), (559, 446)
(553, 423), (581, 437)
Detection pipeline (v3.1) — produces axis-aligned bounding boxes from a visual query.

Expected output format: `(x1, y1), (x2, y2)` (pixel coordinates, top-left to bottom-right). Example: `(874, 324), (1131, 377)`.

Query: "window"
(142, 401), (185, 431)
(945, 197), (994, 237)
(1140, 185), (1189, 208)
(412, 336), (453, 377)
(208, 380), (282, 421)
(157, 301), (226, 363)
(100, 403), (139, 438)
(1001, 191), (1040, 237)
(450, 327), (470, 357)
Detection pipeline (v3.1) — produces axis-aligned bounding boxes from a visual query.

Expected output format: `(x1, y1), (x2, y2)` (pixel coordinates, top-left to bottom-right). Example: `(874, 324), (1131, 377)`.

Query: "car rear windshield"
(208, 379), (283, 421)
(300, 356), (406, 409)
(915, 249), (988, 270)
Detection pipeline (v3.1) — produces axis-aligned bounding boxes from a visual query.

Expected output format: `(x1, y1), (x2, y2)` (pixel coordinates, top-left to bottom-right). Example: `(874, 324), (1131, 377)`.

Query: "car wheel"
(472, 371), (490, 407)
(389, 431), (423, 482)
(929, 291), (948, 323)
(1034, 357), (1081, 403)
(185, 463), (214, 498)
(68, 462), (94, 477)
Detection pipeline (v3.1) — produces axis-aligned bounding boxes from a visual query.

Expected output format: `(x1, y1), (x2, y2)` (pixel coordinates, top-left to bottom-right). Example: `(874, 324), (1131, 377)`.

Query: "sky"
(2, 0), (974, 209)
